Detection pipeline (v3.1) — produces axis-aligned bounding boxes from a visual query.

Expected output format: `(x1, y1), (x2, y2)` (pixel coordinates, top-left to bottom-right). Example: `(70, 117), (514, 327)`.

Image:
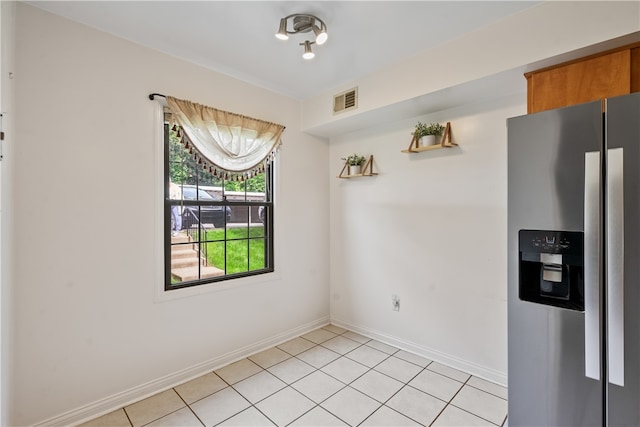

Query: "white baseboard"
(37, 317), (330, 427)
(330, 317), (507, 387)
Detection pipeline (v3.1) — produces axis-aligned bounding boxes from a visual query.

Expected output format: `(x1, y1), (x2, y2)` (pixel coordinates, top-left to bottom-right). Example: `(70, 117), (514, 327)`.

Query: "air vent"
(333, 87), (358, 114)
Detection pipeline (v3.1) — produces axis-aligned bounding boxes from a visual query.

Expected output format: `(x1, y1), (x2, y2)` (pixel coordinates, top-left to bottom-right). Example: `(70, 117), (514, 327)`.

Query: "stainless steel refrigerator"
(507, 92), (640, 426)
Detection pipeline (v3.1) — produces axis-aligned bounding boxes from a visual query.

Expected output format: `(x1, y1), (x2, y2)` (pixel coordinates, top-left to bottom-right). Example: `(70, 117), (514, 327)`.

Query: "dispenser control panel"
(519, 230), (580, 255)
(518, 229), (584, 311)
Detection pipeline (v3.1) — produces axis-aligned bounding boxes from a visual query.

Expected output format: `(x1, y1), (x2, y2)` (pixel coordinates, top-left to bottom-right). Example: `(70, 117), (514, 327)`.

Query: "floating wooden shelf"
(401, 142), (457, 153)
(402, 121), (457, 153)
(337, 155), (378, 179)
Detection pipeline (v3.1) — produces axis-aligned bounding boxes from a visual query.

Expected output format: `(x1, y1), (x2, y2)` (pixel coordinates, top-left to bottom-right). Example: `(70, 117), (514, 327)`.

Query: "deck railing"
(183, 208), (209, 267)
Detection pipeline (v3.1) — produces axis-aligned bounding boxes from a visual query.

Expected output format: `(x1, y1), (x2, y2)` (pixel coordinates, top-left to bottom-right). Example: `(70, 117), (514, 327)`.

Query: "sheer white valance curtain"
(166, 96), (285, 180)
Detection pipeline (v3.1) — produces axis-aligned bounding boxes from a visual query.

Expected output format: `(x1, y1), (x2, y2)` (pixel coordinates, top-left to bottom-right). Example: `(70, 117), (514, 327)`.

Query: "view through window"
(164, 125), (274, 290)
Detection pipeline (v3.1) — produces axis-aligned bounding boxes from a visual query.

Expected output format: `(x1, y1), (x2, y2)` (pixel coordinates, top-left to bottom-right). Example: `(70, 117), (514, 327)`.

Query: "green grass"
(205, 227), (266, 274)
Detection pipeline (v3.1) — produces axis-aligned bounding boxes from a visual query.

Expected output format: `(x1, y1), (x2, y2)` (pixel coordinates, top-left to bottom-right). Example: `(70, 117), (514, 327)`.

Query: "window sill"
(154, 269), (282, 303)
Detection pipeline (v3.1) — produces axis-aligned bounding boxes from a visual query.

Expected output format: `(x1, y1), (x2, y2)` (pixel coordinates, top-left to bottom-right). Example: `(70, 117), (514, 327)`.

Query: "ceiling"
(27, 1), (540, 100)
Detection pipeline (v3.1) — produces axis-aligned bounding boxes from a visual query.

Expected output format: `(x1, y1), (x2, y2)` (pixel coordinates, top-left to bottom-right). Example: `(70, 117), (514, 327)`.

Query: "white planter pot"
(420, 135), (438, 147)
(349, 165), (362, 175)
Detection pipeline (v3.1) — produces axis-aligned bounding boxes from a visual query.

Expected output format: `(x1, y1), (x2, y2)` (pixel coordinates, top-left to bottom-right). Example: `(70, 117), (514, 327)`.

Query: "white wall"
(10, 4), (329, 425)
(9, 1), (640, 424)
(303, 1), (640, 133)
(329, 93), (527, 384)
(0, 2), (16, 425)
(323, 0), (639, 388)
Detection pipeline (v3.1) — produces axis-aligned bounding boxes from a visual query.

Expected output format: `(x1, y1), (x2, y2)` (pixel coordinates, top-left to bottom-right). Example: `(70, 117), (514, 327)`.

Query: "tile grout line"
(355, 363), (425, 427)
(439, 375), (503, 427)
(286, 329), (440, 426)
(356, 352), (458, 427)
(122, 407), (134, 427)
(90, 326), (507, 427)
(173, 388), (206, 427)
(238, 330), (347, 426)
(262, 330), (354, 426)
(281, 332), (499, 426)
(286, 329), (388, 426)
(324, 344), (426, 427)
(178, 368), (250, 426)
(445, 403), (502, 427)
(424, 375), (471, 427)
(464, 382), (508, 401)
(214, 381), (262, 427)
(217, 332), (496, 426)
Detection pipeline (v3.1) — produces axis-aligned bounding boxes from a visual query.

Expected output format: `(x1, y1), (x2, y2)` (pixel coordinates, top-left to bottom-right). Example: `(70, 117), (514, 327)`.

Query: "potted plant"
(342, 153), (366, 175)
(413, 122), (445, 147)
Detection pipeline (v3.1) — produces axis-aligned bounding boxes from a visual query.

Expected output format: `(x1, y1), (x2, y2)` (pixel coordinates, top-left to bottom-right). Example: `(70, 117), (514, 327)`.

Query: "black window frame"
(163, 124), (274, 291)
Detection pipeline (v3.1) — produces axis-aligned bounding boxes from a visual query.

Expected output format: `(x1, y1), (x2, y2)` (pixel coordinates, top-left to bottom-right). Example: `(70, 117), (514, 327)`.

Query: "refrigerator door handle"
(607, 147), (625, 387)
(584, 151), (601, 381)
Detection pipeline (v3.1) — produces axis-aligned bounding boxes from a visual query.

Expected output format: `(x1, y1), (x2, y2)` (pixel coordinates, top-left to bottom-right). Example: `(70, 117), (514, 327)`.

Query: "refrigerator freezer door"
(508, 100), (603, 426)
(606, 92), (640, 426)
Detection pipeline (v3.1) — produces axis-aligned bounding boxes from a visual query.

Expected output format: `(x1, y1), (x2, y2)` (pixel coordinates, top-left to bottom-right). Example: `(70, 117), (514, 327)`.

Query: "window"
(164, 125), (274, 290)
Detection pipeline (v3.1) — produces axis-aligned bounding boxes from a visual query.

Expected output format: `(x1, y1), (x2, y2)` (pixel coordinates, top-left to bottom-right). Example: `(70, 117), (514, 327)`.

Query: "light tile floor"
(80, 325), (507, 427)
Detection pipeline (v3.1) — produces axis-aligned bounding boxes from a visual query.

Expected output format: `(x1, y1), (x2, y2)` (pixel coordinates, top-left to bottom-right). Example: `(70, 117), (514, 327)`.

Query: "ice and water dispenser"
(519, 230), (584, 311)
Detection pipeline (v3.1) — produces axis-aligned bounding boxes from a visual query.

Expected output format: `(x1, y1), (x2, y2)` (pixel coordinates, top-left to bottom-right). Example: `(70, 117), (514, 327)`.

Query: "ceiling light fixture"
(275, 13), (328, 59)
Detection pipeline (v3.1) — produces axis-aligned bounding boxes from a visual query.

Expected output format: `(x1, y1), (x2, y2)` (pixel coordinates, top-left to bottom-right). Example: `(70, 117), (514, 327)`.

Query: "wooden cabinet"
(526, 43), (640, 114)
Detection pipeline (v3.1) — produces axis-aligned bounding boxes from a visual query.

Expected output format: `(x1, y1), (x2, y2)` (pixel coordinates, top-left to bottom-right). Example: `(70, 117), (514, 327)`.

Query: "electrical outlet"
(392, 295), (400, 311)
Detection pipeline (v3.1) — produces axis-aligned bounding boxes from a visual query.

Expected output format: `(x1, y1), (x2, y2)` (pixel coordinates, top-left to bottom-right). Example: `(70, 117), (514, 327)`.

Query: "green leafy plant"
(413, 122), (445, 138)
(342, 153), (366, 166)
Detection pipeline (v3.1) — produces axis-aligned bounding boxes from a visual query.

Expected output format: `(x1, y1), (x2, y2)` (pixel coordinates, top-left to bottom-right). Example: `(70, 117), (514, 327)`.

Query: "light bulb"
(302, 41), (315, 59)
(313, 25), (328, 45)
(275, 18), (288, 40)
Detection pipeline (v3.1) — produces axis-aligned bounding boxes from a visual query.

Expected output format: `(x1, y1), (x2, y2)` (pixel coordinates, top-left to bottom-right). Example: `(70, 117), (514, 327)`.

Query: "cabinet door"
(527, 49), (631, 114)
(632, 47), (640, 93)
